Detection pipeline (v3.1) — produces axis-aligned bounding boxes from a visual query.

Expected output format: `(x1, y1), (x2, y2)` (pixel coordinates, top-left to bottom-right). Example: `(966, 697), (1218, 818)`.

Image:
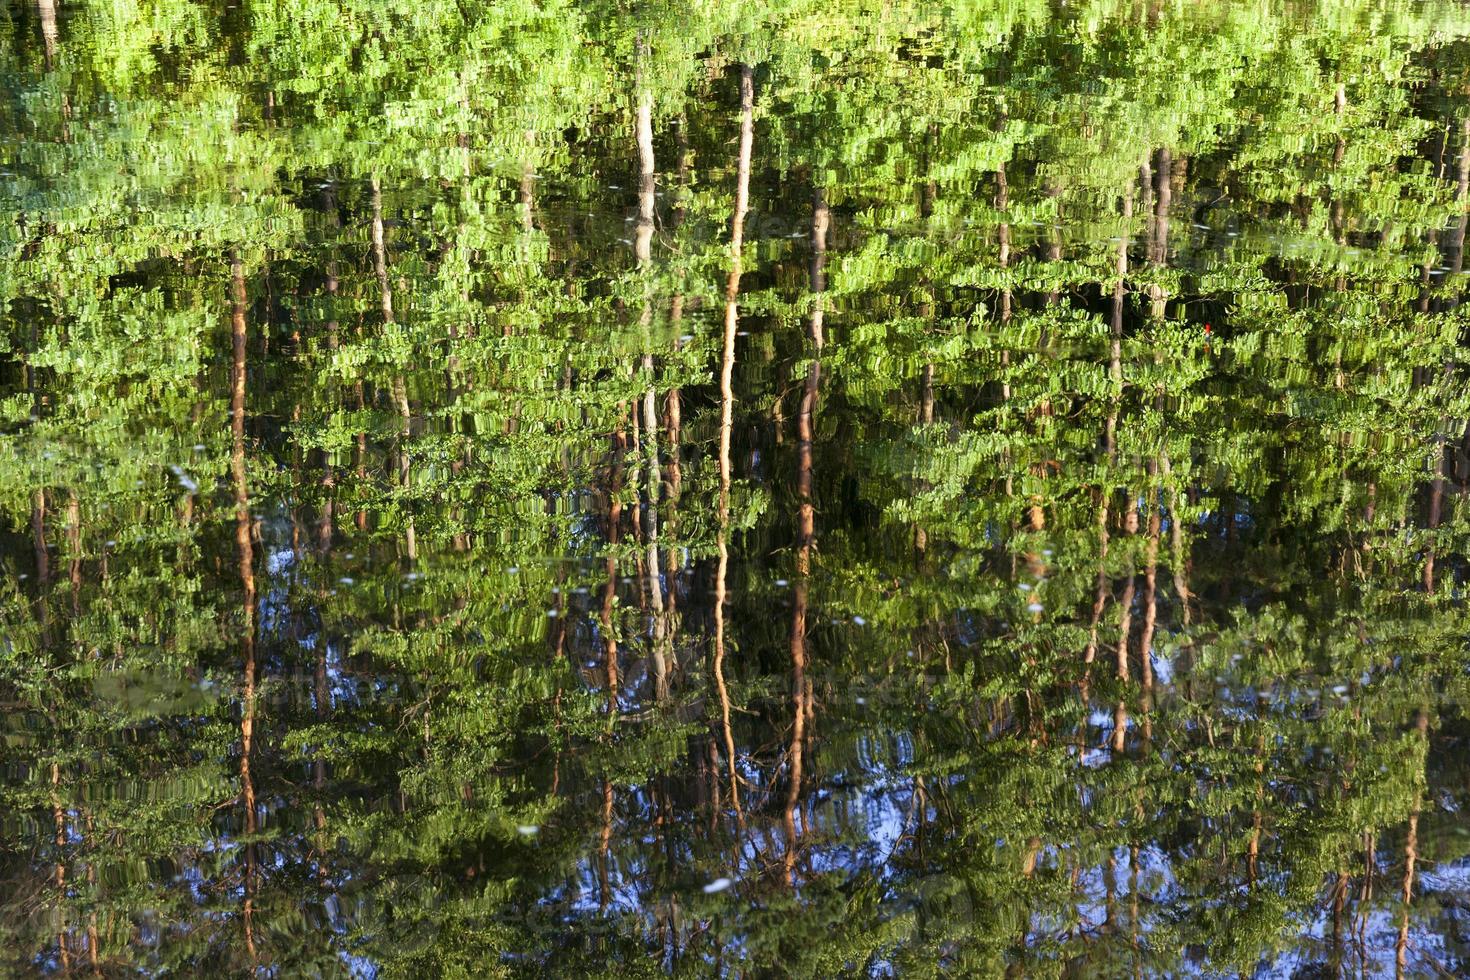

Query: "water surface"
(4, 1), (1470, 976)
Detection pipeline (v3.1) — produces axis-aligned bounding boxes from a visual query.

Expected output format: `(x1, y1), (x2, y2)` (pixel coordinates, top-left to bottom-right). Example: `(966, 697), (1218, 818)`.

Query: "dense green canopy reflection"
(3, 0), (1470, 975)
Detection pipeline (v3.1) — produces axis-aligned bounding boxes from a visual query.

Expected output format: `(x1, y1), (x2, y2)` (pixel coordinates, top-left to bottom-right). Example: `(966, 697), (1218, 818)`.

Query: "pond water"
(4, 1), (1470, 976)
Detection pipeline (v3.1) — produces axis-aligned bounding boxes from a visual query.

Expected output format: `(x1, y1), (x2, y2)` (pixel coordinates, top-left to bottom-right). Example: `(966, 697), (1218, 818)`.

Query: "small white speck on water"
(702, 877), (733, 894)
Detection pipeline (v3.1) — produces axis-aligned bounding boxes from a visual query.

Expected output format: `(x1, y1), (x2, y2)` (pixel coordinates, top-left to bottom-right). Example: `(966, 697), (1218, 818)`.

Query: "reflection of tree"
(1, 1), (1470, 975)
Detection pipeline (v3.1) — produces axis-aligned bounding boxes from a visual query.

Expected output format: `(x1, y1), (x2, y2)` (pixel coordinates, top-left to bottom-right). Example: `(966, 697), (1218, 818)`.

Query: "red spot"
(1204, 323), (1212, 334)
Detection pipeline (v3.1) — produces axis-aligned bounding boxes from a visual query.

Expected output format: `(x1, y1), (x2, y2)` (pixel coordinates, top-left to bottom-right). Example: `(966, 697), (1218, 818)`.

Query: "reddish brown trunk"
(230, 254), (259, 966)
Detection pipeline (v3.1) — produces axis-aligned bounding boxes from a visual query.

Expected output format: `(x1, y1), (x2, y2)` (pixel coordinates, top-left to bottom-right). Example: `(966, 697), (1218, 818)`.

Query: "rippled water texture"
(4, 1), (1470, 976)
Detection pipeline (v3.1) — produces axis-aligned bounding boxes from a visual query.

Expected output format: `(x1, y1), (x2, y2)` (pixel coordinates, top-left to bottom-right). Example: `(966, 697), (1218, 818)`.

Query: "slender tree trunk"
(33, 489), (50, 641)
(1449, 117), (1470, 282)
(601, 440), (623, 712)
(1167, 464), (1193, 627)
(1129, 844), (1141, 972)
(1330, 868), (1349, 977)
(996, 155), (1015, 504)
(1117, 494), (1138, 686)
(1045, 179), (1063, 307)
(1086, 184), (1134, 698)
(312, 217), (334, 851)
(50, 761), (68, 972)
(37, 0), (59, 68)
(787, 189), (829, 887)
(370, 176), (415, 561)
(718, 66), (754, 505)
(1081, 491), (1110, 700)
(230, 253), (259, 967)
(633, 78), (670, 701)
(1140, 481), (1160, 691)
(520, 156), (536, 236)
(713, 64), (754, 821)
(598, 778), (614, 912)
(664, 119), (690, 598)
(1111, 500), (1137, 754)
(1247, 732), (1265, 891)
(635, 88), (656, 265)
(84, 808), (99, 975)
(1149, 149), (1171, 319)
(997, 156), (1013, 345)
(916, 130), (937, 555)
(1396, 709), (1428, 979)
(319, 185), (340, 553)
(1136, 485), (1160, 752)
